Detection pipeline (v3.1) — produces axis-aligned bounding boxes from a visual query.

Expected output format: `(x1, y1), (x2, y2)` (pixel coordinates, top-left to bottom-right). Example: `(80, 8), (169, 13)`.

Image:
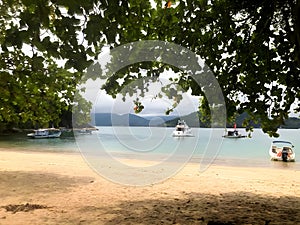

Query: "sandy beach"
(0, 148), (299, 225)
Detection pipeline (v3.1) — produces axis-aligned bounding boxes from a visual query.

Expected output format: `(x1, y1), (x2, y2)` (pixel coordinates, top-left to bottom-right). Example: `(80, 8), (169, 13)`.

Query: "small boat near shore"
(27, 128), (61, 139)
(269, 140), (296, 162)
(222, 123), (247, 138)
(74, 128), (93, 134)
(58, 127), (99, 137)
(172, 120), (193, 137)
(222, 129), (247, 138)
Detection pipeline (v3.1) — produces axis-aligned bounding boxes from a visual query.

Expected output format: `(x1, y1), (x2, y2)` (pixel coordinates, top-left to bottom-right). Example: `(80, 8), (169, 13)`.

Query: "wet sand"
(0, 148), (299, 225)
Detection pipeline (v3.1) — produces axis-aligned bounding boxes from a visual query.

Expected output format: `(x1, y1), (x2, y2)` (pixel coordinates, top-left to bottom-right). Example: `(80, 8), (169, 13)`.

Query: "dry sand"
(0, 148), (299, 225)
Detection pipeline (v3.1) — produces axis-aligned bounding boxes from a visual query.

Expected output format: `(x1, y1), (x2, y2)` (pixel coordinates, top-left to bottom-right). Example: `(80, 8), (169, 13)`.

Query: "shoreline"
(1, 127), (300, 172)
(0, 148), (299, 224)
(1, 145), (299, 171)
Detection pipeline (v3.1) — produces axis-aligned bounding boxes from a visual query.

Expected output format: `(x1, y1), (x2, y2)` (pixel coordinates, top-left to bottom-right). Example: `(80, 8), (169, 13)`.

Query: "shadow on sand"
(0, 171), (93, 197)
(101, 191), (300, 225)
(0, 171), (299, 224)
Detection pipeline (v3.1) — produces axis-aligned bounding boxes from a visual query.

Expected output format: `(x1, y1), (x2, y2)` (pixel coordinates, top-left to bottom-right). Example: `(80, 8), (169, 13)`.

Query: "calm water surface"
(0, 127), (299, 170)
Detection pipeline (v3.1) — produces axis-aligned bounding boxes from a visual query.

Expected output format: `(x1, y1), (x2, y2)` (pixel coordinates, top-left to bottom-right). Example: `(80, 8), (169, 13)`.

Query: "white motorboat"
(172, 120), (193, 137)
(27, 128), (61, 139)
(269, 140), (296, 162)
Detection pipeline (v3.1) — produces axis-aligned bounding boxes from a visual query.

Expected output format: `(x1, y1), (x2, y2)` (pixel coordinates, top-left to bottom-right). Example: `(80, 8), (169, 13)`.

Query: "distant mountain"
(93, 112), (300, 128)
(93, 113), (148, 126)
(141, 115), (178, 121)
(233, 112), (261, 128)
(281, 117), (300, 129)
(141, 115), (178, 126)
(234, 113), (300, 129)
(163, 112), (202, 127)
(164, 111), (261, 128)
(93, 113), (178, 126)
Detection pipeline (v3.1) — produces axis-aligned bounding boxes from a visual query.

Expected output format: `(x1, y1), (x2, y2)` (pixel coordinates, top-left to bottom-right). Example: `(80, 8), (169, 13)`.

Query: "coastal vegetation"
(0, 0), (299, 136)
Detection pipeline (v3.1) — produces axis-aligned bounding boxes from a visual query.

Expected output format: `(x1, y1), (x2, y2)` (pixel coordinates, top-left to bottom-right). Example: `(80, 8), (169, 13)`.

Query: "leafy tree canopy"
(0, 0), (299, 136)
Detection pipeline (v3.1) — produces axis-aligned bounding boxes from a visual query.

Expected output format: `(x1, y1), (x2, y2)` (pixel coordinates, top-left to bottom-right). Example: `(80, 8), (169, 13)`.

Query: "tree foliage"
(0, 0), (93, 129)
(0, 0), (299, 136)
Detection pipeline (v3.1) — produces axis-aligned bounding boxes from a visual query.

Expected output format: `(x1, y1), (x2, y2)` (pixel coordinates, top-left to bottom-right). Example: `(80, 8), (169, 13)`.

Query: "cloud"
(80, 76), (200, 117)
(93, 89), (199, 116)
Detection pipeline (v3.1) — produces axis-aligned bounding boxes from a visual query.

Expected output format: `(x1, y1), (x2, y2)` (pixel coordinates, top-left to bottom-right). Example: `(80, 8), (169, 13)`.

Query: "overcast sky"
(93, 90), (200, 116)
(79, 76), (200, 117)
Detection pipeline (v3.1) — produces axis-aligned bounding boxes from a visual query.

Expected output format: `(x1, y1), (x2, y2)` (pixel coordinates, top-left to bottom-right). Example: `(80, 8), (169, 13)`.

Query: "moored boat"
(172, 120), (193, 137)
(27, 128), (61, 139)
(75, 128), (93, 134)
(222, 129), (247, 138)
(269, 140), (296, 162)
(222, 123), (247, 138)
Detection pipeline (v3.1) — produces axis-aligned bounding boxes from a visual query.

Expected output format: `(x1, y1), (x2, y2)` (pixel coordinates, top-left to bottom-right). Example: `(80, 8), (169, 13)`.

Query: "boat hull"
(222, 135), (247, 138)
(269, 141), (296, 162)
(27, 129), (61, 139)
(75, 129), (93, 134)
(27, 133), (61, 139)
(269, 152), (296, 162)
(270, 156), (295, 162)
(172, 131), (194, 137)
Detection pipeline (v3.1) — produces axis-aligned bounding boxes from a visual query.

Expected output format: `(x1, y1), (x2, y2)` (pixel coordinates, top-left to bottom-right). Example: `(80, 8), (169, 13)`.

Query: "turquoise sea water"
(0, 127), (299, 170)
